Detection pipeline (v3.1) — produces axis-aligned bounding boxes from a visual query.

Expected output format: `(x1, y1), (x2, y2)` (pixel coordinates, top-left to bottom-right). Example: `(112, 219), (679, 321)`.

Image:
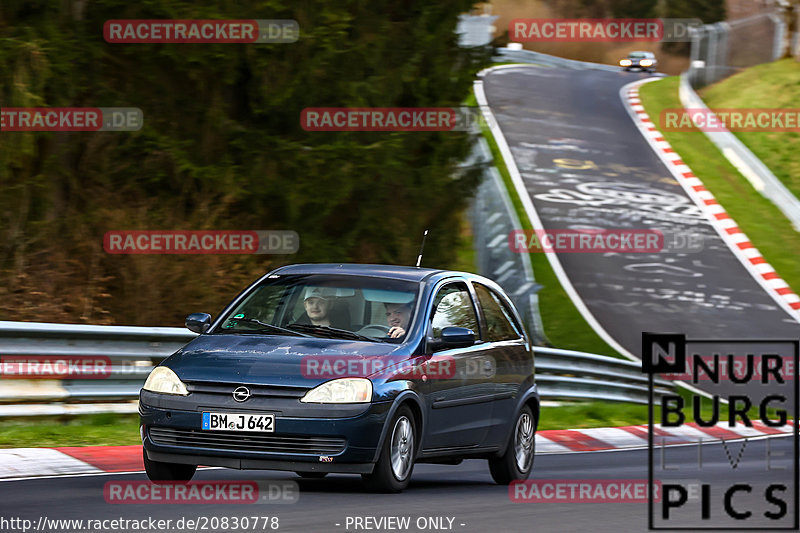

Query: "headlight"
(640, 59), (653, 67)
(300, 378), (372, 403)
(142, 367), (189, 396)
(620, 59), (632, 66)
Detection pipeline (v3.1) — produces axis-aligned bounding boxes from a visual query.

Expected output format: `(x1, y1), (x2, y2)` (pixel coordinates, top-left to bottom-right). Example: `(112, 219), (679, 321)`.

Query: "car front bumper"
(140, 392), (392, 473)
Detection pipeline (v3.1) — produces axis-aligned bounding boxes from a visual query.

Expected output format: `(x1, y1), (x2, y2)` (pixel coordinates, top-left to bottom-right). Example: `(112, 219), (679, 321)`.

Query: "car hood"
(163, 333), (412, 388)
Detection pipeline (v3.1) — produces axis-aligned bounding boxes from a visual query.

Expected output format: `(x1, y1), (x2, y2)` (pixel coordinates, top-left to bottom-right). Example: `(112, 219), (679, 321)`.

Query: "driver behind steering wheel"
(384, 302), (412, 339)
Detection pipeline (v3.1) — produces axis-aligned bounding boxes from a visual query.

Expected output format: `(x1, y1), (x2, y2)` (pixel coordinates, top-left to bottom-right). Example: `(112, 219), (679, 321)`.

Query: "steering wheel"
(356, 324), (392, 337)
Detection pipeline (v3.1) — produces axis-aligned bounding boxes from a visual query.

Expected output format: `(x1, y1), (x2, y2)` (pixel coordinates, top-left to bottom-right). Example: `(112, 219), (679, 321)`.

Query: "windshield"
(629, 52), (650, 58)
(214, 274), (419, 342)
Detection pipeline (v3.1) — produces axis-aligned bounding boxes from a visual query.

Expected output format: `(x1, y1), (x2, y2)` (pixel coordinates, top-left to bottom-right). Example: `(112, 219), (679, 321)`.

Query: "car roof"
(270, 263), (446, 282)
(260, 264), (513, 306)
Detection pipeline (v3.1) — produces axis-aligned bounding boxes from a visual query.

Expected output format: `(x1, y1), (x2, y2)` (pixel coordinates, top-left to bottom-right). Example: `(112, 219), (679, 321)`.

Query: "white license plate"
(202, 412), (275, 432)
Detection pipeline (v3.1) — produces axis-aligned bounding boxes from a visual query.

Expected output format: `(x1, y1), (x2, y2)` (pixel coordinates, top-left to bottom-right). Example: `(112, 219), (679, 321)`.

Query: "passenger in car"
(385, 302), (412, 338)
(296, 287), (350, 329)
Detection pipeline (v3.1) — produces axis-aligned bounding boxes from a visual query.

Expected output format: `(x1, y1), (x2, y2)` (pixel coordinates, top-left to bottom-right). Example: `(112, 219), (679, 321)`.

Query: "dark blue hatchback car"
(140, 264), (538, 492)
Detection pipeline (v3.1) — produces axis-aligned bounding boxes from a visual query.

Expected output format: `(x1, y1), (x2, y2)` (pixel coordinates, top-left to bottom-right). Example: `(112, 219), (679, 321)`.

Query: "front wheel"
(143, 448), (197, 483)
(362, 405), (416, 492)
(489, 405), (535, 485)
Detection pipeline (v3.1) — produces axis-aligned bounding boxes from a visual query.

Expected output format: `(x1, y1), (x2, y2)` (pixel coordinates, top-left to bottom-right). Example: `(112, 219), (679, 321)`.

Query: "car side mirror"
(430, 326), (475, 351)
(186, 313), (212, 334)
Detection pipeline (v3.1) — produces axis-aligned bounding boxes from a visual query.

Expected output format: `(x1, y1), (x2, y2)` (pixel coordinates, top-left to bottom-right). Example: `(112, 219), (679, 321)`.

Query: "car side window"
(430, 282), (478, 339)
(474, 284), (522, 341)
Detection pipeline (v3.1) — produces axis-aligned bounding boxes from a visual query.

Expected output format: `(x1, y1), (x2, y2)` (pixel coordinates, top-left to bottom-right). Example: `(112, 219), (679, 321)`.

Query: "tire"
(489, 404), (535, 485)
(296, 472), (328, 479)
(143, 448), (197, 483)
(362, 405), (416, 493)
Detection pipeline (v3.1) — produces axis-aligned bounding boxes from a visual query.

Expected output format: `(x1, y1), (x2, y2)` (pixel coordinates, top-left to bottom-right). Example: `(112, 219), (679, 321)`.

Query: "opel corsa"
(140, 264), (538, 492)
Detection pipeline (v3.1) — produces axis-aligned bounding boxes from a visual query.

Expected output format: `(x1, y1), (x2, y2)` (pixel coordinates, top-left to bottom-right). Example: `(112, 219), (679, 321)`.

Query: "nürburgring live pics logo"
(642, 333), (798, 530)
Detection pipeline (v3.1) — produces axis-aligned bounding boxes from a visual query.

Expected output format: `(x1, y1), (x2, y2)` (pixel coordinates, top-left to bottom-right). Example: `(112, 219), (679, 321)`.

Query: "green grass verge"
(8, 409), (630, 447)
(4, 408), (652, 447)
(0, 413), (141, 448)
(452, 211), (478, 274)
(639, 76), (800, 295)
(0, 401), (735, 448)
(539, 401), (655, 430)
(540, 391), (777, 431)
(469, 89), (621, 357)
(2, 397), (770, 448)
(700, 58), (800, 199)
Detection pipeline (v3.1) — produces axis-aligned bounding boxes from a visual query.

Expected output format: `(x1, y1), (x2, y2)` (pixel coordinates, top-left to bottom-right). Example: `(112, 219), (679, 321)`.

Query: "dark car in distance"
(620, 51), (657, 73)
(140, 264), (538, 492)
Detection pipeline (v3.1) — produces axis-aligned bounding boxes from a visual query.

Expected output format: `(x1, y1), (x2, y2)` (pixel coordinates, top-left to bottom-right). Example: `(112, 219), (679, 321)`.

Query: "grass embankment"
(638, 76), (800, 295)
(537, 390), (747, 431)
(0, 404), (669, 447)
(700, 58), (800, 199)
(539, 402), (655, 430)
(0, 413), (141, 448)
(0, 396), (741, 447)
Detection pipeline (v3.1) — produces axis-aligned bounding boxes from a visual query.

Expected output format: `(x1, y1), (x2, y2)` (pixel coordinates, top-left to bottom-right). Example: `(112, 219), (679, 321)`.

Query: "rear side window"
(474, 284), (522, 341)
(430, 282), (479, 338)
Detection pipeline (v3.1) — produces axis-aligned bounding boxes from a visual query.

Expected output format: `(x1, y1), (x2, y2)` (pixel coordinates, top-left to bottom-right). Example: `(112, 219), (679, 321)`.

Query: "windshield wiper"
(286, 323), (382, 342)
(220, 317), (312, 337)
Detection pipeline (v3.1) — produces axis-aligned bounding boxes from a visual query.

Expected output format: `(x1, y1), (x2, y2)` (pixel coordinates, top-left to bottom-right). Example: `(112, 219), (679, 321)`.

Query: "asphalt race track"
(2, 438), (794, 532)
(481, 65), (800, 353)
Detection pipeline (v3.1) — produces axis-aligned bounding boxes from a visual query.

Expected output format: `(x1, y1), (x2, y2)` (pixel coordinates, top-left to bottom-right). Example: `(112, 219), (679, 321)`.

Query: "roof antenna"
(415, 229), (429, 268)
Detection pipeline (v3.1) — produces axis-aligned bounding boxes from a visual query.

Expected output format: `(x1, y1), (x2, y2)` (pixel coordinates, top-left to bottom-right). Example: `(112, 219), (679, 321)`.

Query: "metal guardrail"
(534, 347), (674, 404)
(494, 47), (620, 72)
(0, 321), (673, 415)
(0, 321), (196, 407)
(678, 73), (800, 232)
(467, 136), (548, 345)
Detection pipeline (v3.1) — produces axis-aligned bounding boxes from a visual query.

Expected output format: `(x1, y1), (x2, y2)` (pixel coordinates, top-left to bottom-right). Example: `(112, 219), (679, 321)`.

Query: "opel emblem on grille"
(232, 386), (251, 402)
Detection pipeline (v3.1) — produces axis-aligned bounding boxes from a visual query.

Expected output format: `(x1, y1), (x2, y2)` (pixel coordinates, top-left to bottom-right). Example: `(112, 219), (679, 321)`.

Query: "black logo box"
(643, 333), (799, 531)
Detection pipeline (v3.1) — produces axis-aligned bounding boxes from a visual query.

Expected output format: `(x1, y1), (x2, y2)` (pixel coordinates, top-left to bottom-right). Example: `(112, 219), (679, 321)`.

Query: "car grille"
(184, 381), (308, 399)
(149, 427), (346, 455)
